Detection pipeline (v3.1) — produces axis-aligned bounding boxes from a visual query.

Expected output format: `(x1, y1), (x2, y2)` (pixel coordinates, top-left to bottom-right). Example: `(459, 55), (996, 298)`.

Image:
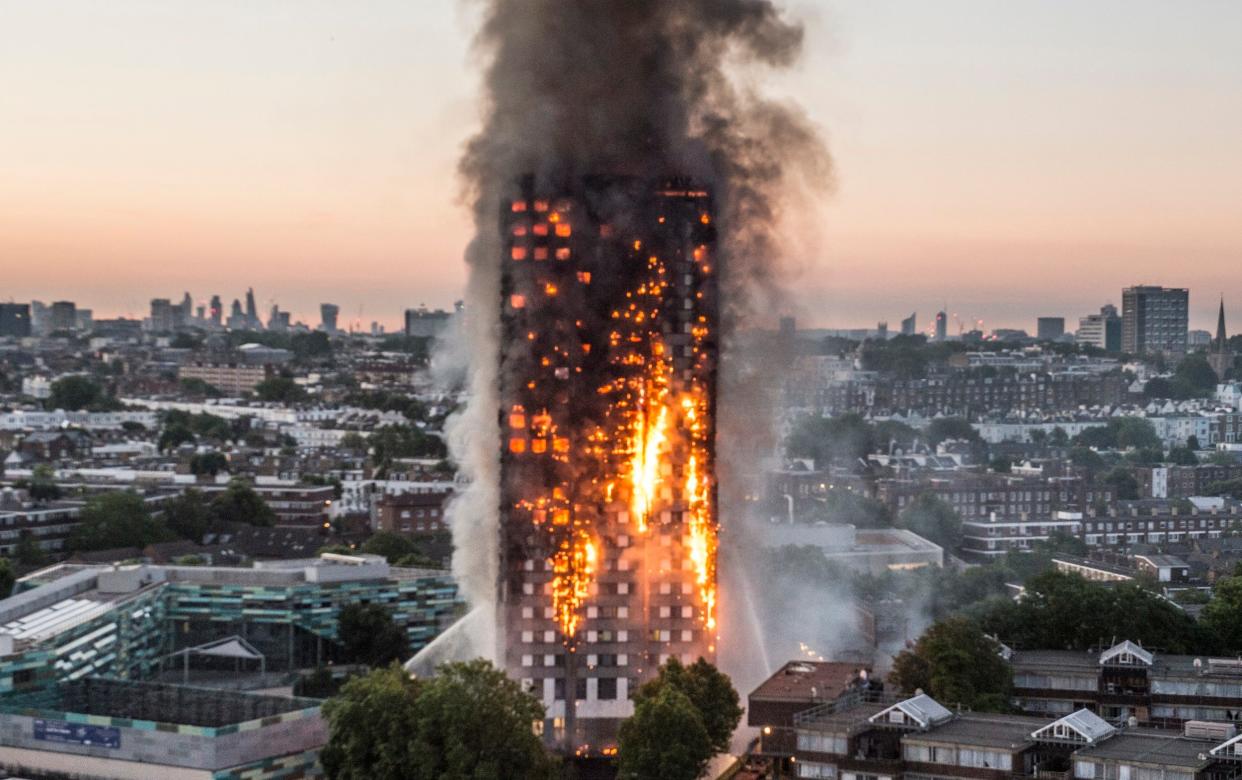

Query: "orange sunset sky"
(2, 1), (1240, 334)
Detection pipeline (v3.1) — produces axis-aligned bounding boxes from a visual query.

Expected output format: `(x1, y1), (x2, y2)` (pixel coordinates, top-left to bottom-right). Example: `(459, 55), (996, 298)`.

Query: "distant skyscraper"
(1076, 304), (1122, 352)
(900, 312), (916, 336)
(245, 288), (259, 329)
(209, 295), (223, 327)
(934, 310), (947, 342)
(149, 299), (174, 332)
(227, 299), (247, 330)
(320, 303), (340, 334)
(49, 301), (77, 333)
(876, 321), (888, 340)
(0, 303), (32, 338)
(1122, 286), (1189, 355)
(177, 292), (193, 328)
(29, 301), (49, 336)
(1036, 317), (1066, 342)
(404, 306), (452, 338)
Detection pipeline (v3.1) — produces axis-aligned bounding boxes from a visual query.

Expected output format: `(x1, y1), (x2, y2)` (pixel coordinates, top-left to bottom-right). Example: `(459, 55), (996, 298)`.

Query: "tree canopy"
(337, 603), (408, 667)
(209, 480), (276, 527)
(890, 616), (1013, 712)
(632, 657), (742, 755)
(255, 376), (308, 404)
(898, 494), (963, 550)
(46, 376), (116, 411)
(69, 491), (171, 551)
(1073, 418), (1161, 451)
(321, 661), (554, 780)
(981, 570), (1208, 652)
(618, 686), (714, 780)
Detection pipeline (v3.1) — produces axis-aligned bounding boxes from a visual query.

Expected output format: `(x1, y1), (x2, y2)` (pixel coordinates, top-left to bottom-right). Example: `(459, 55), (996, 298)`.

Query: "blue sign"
(33, 719), (121, 749)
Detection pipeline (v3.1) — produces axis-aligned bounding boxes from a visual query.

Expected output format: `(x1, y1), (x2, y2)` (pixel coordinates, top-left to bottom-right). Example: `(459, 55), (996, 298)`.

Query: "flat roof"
(750, 661), (868, 703)
(0, 678), (320, 729)
(903, 713), (1046, 750)
(1073, 730), (1213, 770)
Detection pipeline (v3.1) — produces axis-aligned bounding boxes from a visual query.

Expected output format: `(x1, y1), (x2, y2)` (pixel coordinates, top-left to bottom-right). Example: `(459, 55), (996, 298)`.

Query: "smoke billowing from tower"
(439, 0), (829, 751)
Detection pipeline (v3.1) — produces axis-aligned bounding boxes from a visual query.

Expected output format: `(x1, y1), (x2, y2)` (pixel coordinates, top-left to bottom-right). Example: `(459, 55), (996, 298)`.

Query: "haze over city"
(4, 0), (1241, 331)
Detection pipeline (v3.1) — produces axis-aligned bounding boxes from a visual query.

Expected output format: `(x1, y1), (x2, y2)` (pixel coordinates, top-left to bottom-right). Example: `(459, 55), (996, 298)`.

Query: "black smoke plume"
(434, 0), (830, 671)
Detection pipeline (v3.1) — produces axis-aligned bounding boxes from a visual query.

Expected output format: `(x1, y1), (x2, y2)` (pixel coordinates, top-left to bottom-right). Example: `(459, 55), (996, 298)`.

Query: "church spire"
(1217, 296), (1228, 352)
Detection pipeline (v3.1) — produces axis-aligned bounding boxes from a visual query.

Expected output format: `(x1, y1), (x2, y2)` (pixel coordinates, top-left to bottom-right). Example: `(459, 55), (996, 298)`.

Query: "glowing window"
(509, 412), (526, 429)
(509, 438), (527, 453)
(555, 224), (572, 237)
(533, 247), (549, 261)
(532, 439), (547, 454)
(534, 199), (549, 212)
(511, 200), (527, 212)
(511, 247), (527, 260)
(533, 223), (549, 236)
(556, 248), (571, 261)
(510, 294), (526, 309)
(544, 283), (558, 296)
(699, 213), (711, 224)
(577, 271), (591, 284)
(553, 437), (570, 453)
(512, 224), (528, 236)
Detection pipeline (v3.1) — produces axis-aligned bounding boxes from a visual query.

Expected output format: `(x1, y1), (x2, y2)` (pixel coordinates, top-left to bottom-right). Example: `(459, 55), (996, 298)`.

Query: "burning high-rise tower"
(498, 176), (719, 750)
(437, 0), (829, 759)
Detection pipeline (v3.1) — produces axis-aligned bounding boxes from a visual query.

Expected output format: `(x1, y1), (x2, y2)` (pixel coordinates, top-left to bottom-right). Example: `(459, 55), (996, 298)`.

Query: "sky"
(2, 1), (1240, 334)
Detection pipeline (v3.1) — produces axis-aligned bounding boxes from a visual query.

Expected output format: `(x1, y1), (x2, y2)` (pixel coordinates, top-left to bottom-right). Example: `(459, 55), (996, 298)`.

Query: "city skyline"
(3, 1), (1242, 332)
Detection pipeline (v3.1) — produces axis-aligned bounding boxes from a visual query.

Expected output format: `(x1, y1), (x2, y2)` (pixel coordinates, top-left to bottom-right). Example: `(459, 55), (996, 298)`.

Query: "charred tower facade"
(498, 176), (720, 751)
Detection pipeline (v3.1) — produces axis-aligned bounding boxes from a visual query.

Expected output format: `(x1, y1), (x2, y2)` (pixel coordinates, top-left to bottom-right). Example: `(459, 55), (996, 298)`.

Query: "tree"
(1200, 577), (1242, 653)
(1103, 466), (1139, 500)
(369, 426), (448, 462)
(618, 686), (714, 780)
(406, 660), (554, 780)
(361, 531), (419, 563)
(898, 494), (963, 550)
(210, 480), (276, 527)
(255, 376), (308, 404)
(189, 451), (229, 477)
(1074, 418), (1161, 451)
(158, 425), (195, 452)
(15, 532), (46, 567)
(339, 432), (368, 452)
(990, 456), (1013, 474)
(926, 417), (980, 447)
(69, 491), (170, 551)
(27, 464), (62, 501)
(1173, 355), (1219, 398)
(633, 657), (742, 755)
(46, 376), (103, 411)
(785, 414), (875, 469)
(1167, 447), (1199, 465)
(337, 603), (409, 667)
(320, 665), (422, 780)
(889, 617), (1012, 712)
(0, 558), (16, 598)
(291, 331), (333, 361)
(162, 489), (218, 542)
(980, 570), (1207, 653)
(178, 377), (221, 397)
